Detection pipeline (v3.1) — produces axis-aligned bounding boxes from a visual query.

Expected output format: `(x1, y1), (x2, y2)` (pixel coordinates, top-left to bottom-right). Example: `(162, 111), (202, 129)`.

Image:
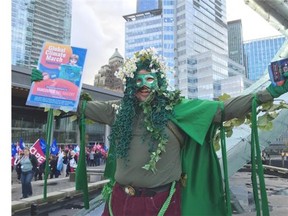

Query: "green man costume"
(104, 98), (227, 215)
(97, 48), (286, 215)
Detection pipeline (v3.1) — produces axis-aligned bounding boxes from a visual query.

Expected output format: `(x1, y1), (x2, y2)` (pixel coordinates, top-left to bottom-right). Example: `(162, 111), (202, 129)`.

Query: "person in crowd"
(62, 150), (69, 177)
(19, 147), (37, 199)
(32, 48), (288, 215)
(49, 154), (60, 178)
(89, 149), (95, 166)
(33, 162), (40, 181)
(69, 151), (78, 173)
(14, 151), (24, 182)
(95, 150), (102, 166)
(37, 160), (45, 180)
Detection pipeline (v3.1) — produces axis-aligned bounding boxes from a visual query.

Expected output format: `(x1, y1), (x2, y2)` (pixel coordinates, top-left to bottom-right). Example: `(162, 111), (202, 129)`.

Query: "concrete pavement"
(11, 165), (107, 215)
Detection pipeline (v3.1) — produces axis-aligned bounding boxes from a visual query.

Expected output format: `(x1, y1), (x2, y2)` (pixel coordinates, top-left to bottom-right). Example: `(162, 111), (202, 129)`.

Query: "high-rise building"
(244, 35), (286, 81)
(227, 20), (245, 69)
(12, 0), (72, 68)
(137, 0), (161, 13)
(124, 0), (175, 89)
(124, 0), (251, 99)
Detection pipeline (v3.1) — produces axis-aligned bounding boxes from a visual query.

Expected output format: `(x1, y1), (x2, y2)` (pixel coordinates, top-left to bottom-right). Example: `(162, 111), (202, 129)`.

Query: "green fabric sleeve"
(84, 100), (120, 125)
(171, 99), (220, 145)
(213, 90), (273, 123)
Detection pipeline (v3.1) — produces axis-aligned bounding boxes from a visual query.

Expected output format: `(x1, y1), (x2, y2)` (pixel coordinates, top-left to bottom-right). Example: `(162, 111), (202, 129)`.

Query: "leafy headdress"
(110, 48), (181, 173)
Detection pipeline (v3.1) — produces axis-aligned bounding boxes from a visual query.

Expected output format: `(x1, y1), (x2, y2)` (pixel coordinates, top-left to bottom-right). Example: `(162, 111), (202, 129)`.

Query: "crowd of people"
(11, 143), (108, 199)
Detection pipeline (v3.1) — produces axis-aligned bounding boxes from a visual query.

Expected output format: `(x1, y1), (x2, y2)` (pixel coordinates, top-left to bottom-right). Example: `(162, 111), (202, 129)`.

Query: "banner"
(26, 42), (87, 112)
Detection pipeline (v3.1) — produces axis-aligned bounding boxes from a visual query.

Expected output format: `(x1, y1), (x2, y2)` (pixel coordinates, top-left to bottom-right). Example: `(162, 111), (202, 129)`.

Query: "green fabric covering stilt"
(76, 100), (89, 209)
(171, 99), (227, 216)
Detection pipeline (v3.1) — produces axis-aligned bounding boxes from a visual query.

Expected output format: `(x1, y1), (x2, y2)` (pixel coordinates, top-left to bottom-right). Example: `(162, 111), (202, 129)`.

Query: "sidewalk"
(11, 165), (107, 215)
(11, 164), (106, 201)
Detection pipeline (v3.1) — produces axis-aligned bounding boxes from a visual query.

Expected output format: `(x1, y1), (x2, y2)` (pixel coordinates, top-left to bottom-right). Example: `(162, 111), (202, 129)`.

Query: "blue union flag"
(50, 139), (59, 155)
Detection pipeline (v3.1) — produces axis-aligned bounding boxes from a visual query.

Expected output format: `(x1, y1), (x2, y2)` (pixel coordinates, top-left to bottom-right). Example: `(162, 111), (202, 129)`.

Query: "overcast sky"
(71, 0), (281, 85)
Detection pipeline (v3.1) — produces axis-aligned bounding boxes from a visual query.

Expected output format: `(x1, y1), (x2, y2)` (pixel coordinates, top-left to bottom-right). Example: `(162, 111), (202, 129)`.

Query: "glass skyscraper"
(124, 0), (250, 99)
(137, 0), (161, 13)
(227, 20), (245, 67)
(174, 0), (229, 99)
(124, 0), (175, 88)
(244, 35), (286, 81)
(12, 0), (72, 68)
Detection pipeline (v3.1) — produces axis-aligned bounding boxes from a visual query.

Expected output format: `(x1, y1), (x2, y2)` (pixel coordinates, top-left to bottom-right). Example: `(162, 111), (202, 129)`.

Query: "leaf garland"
(214, 95), (288, 151)
(140, 89), (181, 173)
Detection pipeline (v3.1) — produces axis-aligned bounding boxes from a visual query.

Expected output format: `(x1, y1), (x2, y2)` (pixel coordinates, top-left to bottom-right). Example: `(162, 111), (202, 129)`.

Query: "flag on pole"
(39, 138), (47, 154)
(50, 139), (59, 155)
(57, 150), (64, 172)
(19, 138), (25, 150)
(11, 143), (17, 157)
(74, 145), (80, 155)
(30, 138), (46, 165)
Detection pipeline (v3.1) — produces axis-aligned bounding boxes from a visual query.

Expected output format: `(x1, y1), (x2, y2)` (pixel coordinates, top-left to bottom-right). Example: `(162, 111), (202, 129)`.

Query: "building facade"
(124, 0), (175, 89)
(12, 0), (72, 68)
(124, 0), (249, 99)
(94, 48), (124, 91)
(137, 0), (161, 13)
(227, 19), (246, 75)
(244, 35), (286, 81)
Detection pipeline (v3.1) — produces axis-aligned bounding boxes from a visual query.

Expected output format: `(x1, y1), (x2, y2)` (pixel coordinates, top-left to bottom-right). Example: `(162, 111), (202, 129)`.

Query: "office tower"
(244, 35), (286, 81)
(227, 20), (245, 68)
(137, 0), (161, 13)
(124, 0), (175, 89)
(174, 0), (231, 99)
(12, 0), (72, 68)
(124, 0), (250, 99)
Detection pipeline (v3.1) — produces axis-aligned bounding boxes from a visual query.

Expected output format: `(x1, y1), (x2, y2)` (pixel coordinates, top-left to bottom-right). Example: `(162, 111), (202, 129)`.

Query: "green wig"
(110, 48), (181, 172)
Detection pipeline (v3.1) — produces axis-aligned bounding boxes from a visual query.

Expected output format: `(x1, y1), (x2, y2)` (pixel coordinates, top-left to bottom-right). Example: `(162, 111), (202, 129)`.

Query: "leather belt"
(119, 182), (173, 197)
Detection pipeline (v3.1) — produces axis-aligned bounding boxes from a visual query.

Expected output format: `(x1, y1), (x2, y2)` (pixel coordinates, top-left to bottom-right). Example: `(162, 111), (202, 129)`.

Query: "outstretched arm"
(84, 100), (120, 125)
(213, 80), (288, 123)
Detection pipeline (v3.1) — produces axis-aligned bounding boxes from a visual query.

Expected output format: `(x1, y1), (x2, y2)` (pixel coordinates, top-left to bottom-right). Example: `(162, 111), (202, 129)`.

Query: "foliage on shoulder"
(213, 93), (288, 151)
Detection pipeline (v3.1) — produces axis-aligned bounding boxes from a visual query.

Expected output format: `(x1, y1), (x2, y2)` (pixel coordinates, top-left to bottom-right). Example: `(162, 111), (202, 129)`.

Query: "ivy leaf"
(225, 129), (233, 138)
(53, 109), (61, 116)
(214, 141), (220, 151)
(268, 112), (279, 120)
(231, 118), (245, 126)
(70, 115), (78, 122)
(258, 121), (273, 131)
(218, 93), (231, 101)
(261, 101), (273, 111)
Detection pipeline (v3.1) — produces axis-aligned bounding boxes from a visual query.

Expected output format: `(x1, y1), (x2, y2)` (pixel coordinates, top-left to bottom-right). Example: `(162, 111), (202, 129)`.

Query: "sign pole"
(43, 109), (54, 200)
